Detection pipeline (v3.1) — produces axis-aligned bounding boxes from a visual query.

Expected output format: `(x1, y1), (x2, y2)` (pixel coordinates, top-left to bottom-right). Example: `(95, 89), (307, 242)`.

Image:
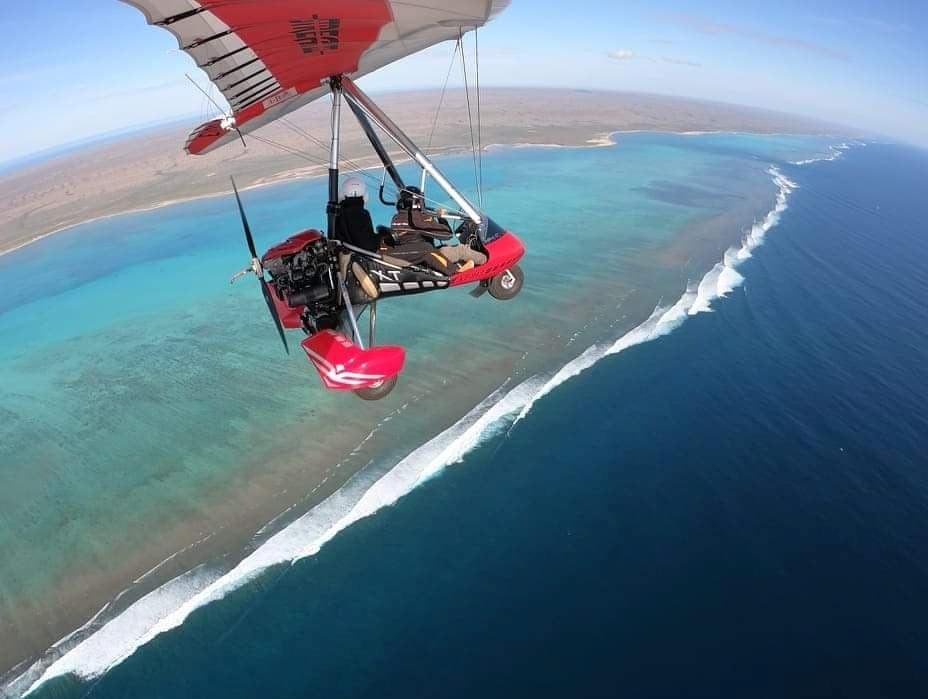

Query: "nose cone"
(301, 331), (405, 390)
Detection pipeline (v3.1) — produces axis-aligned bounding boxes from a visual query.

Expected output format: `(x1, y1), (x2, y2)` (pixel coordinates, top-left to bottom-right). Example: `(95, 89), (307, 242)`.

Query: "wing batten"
(119, 0), (509, 154)
(157, 6), (209, 26)
(200, 43), (248, 66)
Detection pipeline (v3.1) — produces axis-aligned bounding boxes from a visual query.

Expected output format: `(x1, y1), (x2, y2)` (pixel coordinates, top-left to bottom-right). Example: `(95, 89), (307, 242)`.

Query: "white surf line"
(512, 166), (797, 423)
(17, 164), (804, 699)
(12, 397), (423, 696)
(19, 381), (532, 695)
(10, 567), (222, 698)
(3, 528), (217, 694)
(791, 140), (862, 166)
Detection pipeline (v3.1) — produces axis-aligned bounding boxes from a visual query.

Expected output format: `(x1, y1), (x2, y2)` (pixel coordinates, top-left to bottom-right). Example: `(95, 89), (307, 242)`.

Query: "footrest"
(301, 330), (405, 391)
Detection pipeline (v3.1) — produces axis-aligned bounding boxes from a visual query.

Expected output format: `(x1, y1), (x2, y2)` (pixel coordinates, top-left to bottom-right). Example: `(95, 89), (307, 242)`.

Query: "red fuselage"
(260, 228), (524, 391)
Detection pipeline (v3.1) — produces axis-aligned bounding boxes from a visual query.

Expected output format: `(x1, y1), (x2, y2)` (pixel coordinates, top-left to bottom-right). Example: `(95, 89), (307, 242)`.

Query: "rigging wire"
(272, 116), (465, 212)
(458, 28), (482, 208)
(214, 69), (482, 214)
(249, 128), (459, 212)
(246, 132), (325, 165)
(245, 131), (407, 204)
(277, 116), (389, 190)
(279, 117), (328, 151)
(425, 38), (462, 156)
(248, 130), (388, 195)
(178, 67), (468, 217)
(475, 27), (484, 208)
(186, 72), (228, 117)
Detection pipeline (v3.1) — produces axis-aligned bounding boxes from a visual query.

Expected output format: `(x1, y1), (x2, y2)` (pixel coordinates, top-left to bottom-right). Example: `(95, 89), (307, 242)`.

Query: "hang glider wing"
(120, 0), (509, 154)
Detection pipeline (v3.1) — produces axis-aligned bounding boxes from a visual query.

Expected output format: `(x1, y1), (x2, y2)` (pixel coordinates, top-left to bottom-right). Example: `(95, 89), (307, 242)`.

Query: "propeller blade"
(231, 177), (258, 260)
(260, 279), (290, 355)
(229, 178), (286, 354)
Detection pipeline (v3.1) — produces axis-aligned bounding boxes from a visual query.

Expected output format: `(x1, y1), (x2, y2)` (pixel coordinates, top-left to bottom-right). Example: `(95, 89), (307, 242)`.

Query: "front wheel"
(354, 375), (398, 401)
(487, 264), (524, 300)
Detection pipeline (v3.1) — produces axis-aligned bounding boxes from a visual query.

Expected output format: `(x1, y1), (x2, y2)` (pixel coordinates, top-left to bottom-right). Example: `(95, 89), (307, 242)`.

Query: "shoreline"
(0, 138), (555, 261)
(0, 126), (848, 262)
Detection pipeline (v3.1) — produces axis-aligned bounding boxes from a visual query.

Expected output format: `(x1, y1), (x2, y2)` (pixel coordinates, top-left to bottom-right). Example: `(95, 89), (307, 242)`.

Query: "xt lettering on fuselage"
(370, 269), (402, 283)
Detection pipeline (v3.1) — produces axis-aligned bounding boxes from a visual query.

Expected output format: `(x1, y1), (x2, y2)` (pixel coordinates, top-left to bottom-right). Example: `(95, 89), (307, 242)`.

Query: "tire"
(487, 264), (524, 300)
(353, 375), (398, 401)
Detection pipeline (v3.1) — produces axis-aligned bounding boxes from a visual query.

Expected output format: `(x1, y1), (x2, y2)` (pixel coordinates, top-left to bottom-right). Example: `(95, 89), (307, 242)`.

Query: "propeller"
(229, 177), (289, 355)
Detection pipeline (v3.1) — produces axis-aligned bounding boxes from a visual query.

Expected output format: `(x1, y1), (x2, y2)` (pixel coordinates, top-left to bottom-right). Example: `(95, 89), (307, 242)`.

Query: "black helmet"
(397, 186), (425, 211)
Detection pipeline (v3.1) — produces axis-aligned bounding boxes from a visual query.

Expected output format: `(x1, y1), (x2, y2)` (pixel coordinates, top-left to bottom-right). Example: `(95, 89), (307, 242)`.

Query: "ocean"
(3, 136), (927, 697)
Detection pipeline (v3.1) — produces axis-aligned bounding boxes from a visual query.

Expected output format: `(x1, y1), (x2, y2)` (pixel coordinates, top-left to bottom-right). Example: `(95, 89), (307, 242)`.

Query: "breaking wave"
(16, 167), (798, 698)
(514, 166), (796, 420)
(791, 140), (863, 166)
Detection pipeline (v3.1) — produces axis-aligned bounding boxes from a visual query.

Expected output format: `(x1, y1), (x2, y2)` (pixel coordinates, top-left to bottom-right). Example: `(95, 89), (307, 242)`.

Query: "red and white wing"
(120, 0), (509, 154)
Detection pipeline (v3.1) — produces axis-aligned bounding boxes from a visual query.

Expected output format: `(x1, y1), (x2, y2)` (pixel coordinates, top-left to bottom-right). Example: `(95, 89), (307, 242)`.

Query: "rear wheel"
(353, 375), (398, 401)
(488, 264), (524, 300)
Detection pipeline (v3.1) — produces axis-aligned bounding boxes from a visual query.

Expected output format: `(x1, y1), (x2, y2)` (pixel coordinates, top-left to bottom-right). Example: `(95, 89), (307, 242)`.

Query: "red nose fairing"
(301, 330), (405, 390)
(450, 231), (525, 286)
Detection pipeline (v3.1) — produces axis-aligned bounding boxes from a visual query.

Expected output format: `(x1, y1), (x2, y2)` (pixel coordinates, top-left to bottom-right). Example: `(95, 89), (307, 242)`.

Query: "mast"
(326, 78), (342, 239)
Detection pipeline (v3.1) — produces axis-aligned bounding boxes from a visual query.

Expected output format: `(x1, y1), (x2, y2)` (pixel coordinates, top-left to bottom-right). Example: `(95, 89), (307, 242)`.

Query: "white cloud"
(608, 49), (637, 61)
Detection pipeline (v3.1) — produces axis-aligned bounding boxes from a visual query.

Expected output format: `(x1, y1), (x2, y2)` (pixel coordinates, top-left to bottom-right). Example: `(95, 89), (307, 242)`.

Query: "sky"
(1, 0), (926, 164)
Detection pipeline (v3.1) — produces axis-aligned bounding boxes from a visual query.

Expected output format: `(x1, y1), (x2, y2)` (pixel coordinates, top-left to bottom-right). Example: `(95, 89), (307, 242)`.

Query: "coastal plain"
(0, 88), (841, 256)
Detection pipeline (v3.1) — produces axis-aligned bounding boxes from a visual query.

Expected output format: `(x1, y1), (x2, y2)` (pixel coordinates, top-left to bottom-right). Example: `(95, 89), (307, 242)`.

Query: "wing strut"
(339, 77), (483, 227)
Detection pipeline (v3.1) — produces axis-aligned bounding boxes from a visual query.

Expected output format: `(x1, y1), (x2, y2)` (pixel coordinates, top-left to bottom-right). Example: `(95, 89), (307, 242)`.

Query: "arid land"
(0, 88), (847, 257)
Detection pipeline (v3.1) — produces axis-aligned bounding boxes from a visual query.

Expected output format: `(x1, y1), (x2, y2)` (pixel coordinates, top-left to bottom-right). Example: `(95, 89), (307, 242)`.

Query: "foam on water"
(19, 382), (542, 695)
(17, 166), (799, 698)
(9, 568), (219, 697)
(791, 141), (860, 166)
(517, 166), (795, 420)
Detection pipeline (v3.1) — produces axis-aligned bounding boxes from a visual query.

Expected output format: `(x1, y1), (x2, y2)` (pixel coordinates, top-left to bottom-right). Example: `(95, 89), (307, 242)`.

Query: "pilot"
(333, 176), (379, 252)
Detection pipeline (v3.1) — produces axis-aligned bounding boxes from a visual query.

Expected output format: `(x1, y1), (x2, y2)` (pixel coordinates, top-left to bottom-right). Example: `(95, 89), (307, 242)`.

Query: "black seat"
(333, 196), (378, 252)
(390, 208), (453, 241)
(393, 186), (452, 240)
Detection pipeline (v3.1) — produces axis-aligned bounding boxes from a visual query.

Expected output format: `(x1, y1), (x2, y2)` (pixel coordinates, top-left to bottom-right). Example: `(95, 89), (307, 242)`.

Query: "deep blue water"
(31, 143), (928, 698)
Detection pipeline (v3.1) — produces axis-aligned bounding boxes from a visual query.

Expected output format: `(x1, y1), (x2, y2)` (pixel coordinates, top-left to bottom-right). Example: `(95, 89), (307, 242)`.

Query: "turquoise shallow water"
(0, 132), (841, 677)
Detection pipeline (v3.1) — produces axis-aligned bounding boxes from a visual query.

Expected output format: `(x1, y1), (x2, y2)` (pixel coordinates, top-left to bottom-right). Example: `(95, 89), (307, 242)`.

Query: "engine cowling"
(261, 229), (338, 330)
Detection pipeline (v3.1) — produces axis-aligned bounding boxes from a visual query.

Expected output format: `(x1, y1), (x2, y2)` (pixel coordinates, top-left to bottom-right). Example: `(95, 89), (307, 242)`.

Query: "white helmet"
(339, 176), (367, 202)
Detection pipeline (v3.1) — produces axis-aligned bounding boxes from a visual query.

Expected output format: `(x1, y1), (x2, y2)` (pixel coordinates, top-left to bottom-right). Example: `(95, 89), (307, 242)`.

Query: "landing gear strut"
(345, 297), (397, 400)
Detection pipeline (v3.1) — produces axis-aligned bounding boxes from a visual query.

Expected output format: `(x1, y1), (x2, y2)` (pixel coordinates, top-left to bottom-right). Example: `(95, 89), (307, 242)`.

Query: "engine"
(262, 231), (340, 331)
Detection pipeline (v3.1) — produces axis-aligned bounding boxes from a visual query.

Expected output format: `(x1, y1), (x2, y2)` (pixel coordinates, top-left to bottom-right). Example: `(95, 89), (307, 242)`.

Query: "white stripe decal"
(302, 344), (386, 386)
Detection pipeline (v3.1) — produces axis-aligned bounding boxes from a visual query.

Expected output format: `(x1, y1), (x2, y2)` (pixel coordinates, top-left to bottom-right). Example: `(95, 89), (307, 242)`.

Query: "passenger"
(385, 187), (487, 273)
